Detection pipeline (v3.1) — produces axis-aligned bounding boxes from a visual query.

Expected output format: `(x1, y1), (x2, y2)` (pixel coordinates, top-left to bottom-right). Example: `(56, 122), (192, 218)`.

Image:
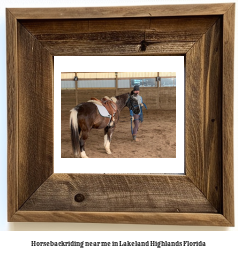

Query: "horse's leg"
(79, 130), (89, 158)
(104, 126), (114, 154)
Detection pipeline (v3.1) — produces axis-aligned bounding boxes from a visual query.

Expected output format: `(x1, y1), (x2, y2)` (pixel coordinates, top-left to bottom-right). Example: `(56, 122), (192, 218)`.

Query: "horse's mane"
(115, 93), (129, 100)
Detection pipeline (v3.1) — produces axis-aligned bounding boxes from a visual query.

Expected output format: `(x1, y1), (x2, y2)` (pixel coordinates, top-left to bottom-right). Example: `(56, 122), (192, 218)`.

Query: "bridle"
(126, 93), (140, 114)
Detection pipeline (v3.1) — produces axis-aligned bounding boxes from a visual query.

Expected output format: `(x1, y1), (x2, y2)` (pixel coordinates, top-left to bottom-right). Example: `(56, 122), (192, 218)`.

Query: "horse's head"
(126, 94), (140, 114)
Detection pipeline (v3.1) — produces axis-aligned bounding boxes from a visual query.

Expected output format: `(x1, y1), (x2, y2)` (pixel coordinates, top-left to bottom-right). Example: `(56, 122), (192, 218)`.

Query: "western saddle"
(91, 97), (118, 123)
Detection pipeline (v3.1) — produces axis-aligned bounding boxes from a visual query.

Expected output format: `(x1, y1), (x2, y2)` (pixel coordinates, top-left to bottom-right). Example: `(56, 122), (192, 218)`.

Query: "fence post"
(115, 72), (118, 96)
(74, 72), (78, 105)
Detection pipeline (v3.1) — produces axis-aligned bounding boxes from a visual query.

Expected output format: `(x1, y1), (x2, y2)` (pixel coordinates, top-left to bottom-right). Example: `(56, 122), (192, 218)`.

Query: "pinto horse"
(70, 93), (139, 158)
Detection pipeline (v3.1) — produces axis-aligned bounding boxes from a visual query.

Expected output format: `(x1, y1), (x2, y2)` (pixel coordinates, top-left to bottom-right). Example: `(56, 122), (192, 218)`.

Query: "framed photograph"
(7, 3), (234, 225)
(56, 56), (184, 173)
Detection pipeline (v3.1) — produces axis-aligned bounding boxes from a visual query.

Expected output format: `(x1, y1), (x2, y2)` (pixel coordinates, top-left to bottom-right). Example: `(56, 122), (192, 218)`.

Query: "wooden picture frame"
(7, 3), (234, 226)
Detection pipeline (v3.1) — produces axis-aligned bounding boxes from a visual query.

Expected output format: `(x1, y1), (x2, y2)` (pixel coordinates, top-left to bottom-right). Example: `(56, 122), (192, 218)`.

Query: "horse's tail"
(70, 107), (81, 156)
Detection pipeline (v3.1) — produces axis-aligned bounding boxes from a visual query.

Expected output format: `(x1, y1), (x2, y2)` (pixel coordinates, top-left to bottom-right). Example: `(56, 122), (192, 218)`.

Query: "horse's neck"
(116, 94), (128, 111)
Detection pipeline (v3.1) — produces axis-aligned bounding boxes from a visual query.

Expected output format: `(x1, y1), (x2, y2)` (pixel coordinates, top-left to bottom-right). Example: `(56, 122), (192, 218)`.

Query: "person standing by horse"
(130, 85), (146, 141)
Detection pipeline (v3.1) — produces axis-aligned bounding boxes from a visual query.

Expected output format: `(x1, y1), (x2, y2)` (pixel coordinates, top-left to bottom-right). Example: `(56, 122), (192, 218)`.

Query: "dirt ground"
(62, 109), (176, 158)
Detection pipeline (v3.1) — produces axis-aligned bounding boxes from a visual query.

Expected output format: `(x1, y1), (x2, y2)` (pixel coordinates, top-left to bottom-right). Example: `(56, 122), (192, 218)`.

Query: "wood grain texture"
(20, 174), (217, 213)
(39, 41), (193, 56)
(222, 4), (235, 226)
(6, 9), (18, 221)
(186, 18), (223, 212)
(19, 17), (218, 56)
(11, 211), (231, 226)
(8, 4), (233, 19)
(20, 17), (218, 34)
(17, 23), (54, 208)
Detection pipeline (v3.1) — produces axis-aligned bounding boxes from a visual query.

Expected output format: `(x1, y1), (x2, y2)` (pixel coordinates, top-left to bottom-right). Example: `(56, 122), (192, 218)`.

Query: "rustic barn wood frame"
(7, 4), (234, 226)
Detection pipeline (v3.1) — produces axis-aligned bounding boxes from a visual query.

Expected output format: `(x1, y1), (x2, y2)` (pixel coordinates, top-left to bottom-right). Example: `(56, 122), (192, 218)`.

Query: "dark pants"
(133, 114), (140, 135)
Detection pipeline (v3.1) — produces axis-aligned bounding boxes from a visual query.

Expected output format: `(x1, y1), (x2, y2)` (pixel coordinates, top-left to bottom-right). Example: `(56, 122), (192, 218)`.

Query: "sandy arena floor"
(61, 109), (176, 158)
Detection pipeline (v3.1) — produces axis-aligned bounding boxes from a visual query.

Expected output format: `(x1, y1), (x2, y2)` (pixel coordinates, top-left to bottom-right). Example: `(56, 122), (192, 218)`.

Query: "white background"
(0, 0), (237, 253)
(54, 56), (184, 173)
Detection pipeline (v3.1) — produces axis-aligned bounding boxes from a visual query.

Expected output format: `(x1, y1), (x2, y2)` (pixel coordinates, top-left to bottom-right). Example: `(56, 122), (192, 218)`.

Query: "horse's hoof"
(81, 151), (88, 158)
(106, 150), (112, 154)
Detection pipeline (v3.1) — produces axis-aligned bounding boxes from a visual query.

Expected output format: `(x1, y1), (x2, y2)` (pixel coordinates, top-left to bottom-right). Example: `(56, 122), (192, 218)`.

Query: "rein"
(125, 93), (130, 106)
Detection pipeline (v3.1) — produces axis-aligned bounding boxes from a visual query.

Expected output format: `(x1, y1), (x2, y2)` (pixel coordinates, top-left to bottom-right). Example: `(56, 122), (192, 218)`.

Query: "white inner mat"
(54, 56), (184, 174)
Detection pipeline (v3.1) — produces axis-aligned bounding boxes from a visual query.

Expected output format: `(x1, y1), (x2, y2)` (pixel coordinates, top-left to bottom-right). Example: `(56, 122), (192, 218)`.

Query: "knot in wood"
(140, 40), (148, 52)
(74, 193), (85, 202)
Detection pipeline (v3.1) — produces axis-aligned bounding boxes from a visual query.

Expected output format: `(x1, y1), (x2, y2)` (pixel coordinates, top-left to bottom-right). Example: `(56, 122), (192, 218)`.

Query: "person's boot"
(132, 134), (139, 142)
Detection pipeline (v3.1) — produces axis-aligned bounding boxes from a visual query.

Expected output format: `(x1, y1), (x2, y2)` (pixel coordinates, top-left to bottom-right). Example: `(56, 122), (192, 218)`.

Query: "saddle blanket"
(94, 103), (111, 118)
